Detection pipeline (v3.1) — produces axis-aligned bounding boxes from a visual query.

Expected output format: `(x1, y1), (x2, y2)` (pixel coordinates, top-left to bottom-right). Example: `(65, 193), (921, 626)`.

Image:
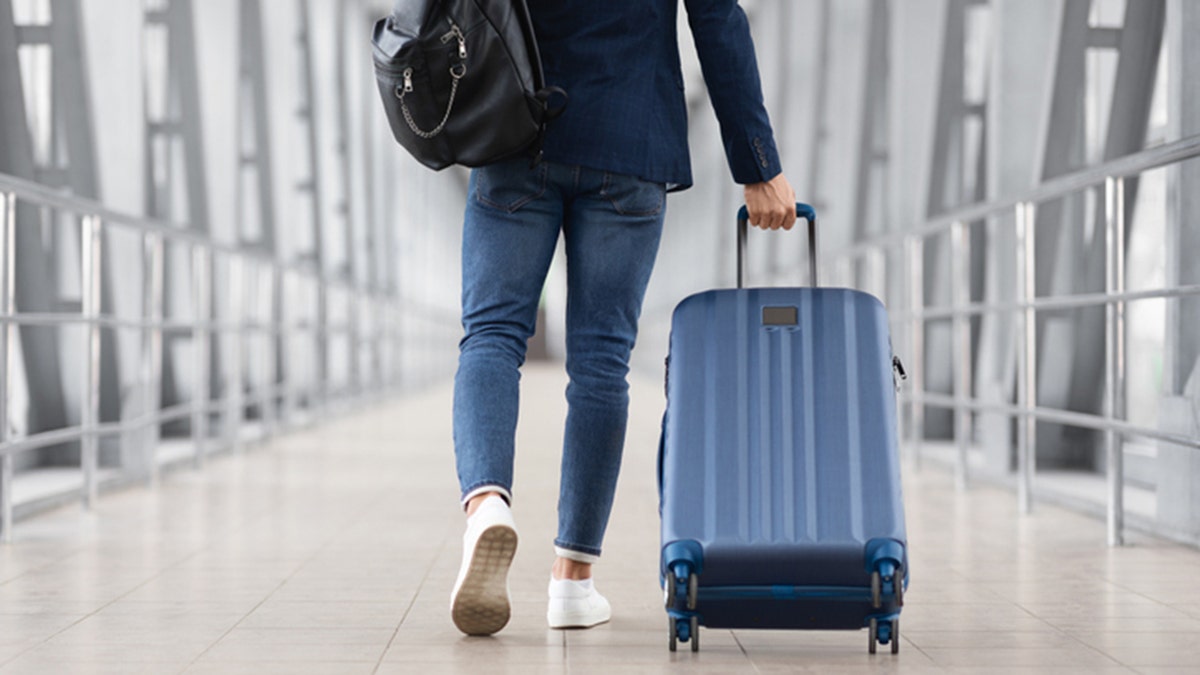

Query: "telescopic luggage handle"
(736, 203), (818, 289)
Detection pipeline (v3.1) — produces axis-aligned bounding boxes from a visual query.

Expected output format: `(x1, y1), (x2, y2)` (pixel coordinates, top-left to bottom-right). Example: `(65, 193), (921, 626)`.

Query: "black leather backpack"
(372, 0), (566, 170)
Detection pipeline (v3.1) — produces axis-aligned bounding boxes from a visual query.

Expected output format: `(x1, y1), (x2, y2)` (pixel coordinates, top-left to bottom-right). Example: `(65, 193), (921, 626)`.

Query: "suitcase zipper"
(892, 355), (907, 392)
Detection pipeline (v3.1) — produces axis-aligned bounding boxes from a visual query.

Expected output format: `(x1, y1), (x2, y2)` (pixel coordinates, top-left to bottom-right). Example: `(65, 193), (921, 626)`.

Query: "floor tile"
(1071, 632), (1200, 667)
(184, 661), (375, 674)
(0, 366), (1198, 674)
(0, 658), (188, 675)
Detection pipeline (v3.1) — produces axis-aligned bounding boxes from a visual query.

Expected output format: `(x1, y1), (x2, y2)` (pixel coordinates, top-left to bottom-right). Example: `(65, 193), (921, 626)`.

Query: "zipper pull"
(441, 20), (467, 60)
(892, 356), (907, 392)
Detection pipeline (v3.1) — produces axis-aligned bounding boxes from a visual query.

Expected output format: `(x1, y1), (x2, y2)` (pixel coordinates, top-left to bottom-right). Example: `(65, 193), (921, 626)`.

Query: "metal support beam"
(926, 0), (989, 218)
(334, 1), (363, 395)
(143, 0), (212, 424)
(237, 0), (278, 255)
(923, 0), (991, 442)
(143, 0), (210, 232)
(1033, 0), (1164, 469)
(0, 0), (84, 437)
(226, 257), (245, 454)
(236, 0), (279, 431)
(297, 0), (330, 408)
(804, 0), (832, 212)
(852, 0), (891, 247)
(0, 192), (14, 543)
(190, 245), (210, 467)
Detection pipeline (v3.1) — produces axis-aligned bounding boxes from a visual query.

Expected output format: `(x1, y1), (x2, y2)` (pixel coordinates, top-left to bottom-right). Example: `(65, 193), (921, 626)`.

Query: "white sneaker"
(547, 577), (611, 629)
(450, 496), (518, 635)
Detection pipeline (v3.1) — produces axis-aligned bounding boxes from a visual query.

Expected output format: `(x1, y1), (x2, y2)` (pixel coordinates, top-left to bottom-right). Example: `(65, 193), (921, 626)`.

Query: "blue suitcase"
(659, 203), (908, 654)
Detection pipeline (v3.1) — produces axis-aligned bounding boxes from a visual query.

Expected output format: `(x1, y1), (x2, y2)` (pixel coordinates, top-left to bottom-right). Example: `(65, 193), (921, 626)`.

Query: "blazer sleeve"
(683, 0), (782, 185)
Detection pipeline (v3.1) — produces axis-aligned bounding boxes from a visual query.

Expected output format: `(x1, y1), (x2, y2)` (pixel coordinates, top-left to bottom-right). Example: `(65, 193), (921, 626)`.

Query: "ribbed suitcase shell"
(660, 286), (906, 630)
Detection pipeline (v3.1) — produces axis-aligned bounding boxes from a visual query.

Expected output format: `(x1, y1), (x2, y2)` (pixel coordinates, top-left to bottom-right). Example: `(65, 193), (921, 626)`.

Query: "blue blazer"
(527, 0), (782, 191)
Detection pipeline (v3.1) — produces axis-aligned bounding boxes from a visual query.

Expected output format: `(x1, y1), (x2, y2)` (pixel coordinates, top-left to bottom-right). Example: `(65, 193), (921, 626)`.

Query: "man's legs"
(451, 158), (562, 636)
(554, 168), (666, 573)
(454, 159), (562, 506)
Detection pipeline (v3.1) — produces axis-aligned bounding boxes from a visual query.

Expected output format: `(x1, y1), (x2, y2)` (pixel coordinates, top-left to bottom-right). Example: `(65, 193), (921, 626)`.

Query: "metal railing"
(825, 134), (1200, 547)
(0, 173), (444, 544)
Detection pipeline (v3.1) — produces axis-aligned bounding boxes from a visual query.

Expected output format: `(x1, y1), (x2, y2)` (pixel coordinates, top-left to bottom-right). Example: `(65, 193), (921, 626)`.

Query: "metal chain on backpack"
(396, 63), (466, 139)
(395, 20), (468, 140)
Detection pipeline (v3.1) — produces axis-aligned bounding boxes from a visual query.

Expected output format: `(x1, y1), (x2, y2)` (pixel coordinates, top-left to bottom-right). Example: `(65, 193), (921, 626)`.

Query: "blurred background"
(0, 0), (1197, 549)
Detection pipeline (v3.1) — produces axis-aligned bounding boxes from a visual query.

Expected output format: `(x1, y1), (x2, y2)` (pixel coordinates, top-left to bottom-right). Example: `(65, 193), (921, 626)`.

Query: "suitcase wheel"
(871, 565), (905, 609)
(868, 618), (900, 655)
(668, 616), (699, 653)
(664, 567), (699, 611)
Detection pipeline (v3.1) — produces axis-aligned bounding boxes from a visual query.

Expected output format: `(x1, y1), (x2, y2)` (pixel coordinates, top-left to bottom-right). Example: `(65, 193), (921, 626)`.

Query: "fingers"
(744, 174), (799, 230)
(751, 205), (795, 231)
(752, 209), (780, 231)
(780, 204), (797, 231)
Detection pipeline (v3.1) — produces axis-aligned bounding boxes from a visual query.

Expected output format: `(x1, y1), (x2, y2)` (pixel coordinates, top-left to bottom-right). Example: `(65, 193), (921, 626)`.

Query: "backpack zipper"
(440, 19), (467, 60)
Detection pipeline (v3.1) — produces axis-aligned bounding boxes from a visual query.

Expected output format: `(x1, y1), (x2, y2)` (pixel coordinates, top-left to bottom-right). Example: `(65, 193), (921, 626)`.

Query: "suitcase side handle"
(736, 203), (818, 289)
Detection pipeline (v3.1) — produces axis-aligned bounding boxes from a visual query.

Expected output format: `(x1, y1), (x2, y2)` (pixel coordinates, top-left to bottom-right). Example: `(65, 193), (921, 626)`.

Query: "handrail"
(909, 393), (1200, 452)
(832, 134), (1200, 260)
(0, 173), (449, 544)
(891, 284), (1200, 320)
(821, 133), (1200, 550)
(0, 172), (365, 292)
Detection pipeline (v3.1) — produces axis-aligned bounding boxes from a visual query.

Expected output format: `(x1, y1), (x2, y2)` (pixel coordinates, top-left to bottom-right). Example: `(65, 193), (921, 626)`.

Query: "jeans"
(454, 157), (666, 561)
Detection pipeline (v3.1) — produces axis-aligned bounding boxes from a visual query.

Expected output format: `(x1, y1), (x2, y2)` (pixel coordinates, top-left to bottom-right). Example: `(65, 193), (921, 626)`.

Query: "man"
(449, 0), (797, 635)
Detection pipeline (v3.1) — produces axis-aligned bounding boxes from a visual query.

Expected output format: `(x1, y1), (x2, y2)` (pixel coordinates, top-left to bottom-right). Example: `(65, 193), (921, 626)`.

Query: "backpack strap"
(534, 86), (569, 123)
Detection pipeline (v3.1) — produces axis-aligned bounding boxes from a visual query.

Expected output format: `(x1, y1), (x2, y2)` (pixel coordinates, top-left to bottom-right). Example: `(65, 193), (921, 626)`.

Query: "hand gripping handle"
(736, 203), (818, 289)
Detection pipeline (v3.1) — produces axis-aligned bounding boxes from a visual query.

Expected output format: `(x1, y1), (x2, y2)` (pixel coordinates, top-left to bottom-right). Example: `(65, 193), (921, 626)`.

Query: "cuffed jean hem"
(460, 484), (513, 511)
(554, 543), (601, 564)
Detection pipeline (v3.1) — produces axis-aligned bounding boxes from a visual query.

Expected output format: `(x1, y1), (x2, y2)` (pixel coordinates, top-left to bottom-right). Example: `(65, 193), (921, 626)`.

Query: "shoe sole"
(547, 611), (611, 630)
(451, 524), (518, 636)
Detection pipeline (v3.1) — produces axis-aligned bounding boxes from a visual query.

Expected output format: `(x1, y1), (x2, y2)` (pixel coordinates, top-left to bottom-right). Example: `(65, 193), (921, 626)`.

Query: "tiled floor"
(2, 364), (1199, 674)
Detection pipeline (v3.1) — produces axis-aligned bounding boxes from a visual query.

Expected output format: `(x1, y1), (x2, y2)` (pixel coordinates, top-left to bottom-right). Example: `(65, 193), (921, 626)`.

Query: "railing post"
(81, 215), (102, 510)
(227, 256), (245, 454)
(1, 193), (15, 543)
(280, 270), (295, 428)
(349, 285), (361, 401)
(259, 263), (276, 437)
(872, 249), (887, 303)
(316, 278), (329, 413)
(906, 235), (924, 469)
(951, 220), (971, 491)
(143, 233), (164, 484)
(191, 245), (211, 468)
(1104, 176), (1126, 547)
(1016, 201), (1037, 514)
(373, 294), (385, 394)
